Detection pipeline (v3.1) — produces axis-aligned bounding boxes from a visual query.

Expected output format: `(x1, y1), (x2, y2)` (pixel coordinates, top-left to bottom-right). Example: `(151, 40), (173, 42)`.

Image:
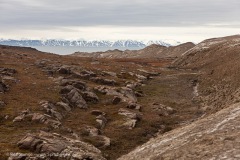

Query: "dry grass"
(0, 45), (203, 160)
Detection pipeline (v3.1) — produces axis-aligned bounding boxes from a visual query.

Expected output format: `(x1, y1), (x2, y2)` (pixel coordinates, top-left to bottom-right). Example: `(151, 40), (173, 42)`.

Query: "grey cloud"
(0, 0), (240, 29)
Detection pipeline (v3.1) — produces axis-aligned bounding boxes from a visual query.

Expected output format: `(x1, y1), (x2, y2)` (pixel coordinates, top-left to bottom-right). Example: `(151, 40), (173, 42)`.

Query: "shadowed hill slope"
(173, 35), (240, 113)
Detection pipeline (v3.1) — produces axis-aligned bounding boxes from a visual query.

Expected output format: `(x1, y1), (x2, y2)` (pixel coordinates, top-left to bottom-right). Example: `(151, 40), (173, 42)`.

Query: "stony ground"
(0, 45), (201, 160)
(2, 35), (239, 160)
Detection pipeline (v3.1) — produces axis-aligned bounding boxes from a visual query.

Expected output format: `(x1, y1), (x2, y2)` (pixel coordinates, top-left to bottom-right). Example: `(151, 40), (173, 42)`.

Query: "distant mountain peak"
(0, 39), (182, 47)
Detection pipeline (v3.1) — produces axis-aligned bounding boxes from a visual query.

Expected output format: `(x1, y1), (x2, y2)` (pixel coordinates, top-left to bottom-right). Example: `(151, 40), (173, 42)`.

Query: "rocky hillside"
(71, 42), (195, 59)
(1, 35), (240, 160)
(0, 45), (202, 160)
(173, 35), (240, 113)
(118, 35), (240, 159)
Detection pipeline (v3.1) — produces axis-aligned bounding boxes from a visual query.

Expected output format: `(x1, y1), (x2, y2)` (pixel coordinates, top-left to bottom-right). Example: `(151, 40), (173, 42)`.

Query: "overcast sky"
(0, 0), (240, 42)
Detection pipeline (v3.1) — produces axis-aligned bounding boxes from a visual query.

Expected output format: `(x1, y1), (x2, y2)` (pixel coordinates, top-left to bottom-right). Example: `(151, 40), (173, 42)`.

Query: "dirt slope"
(118, 103), (240, 160)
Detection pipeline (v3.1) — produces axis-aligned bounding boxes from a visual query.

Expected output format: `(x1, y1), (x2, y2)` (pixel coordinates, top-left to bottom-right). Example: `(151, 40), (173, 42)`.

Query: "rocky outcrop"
(82, 91), (99, 103)
(72, 70), (97, 80)
(112, 96), (121, 104)
(61, 86), (87, 109)
(152, 103), (176, 116)
(57, 66), (71, 74)
(9, 131), (106, 160)
(60, 79), (86, 91)
(118, 108), (142, 129)
(13, 109), (61, 128)
(81, 126), (111, 148)
(56, 101), (71, 112)
(40, 101), (63, 120)
(94, 86), (137, 103)
(0, 67), (17, 76)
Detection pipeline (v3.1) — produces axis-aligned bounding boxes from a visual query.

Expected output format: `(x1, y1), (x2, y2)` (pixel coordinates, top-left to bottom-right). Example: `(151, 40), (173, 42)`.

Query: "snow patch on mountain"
(0, 39), (181, 47)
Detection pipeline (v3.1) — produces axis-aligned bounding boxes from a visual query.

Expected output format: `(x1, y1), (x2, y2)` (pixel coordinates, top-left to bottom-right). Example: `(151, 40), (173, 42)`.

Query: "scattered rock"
(117, 108), (140, 129)
(90, 77), (117, 86)
(56, 101), (71, 112)
(60, 85), (75, 94)
(102, 71), (117, 77)
(58, 66), (71, 74)
(119, 87), (138, 103)
(135, 91), (144, 97)
(94, 86), (137, 103)
(112, 96), (121, 104)
(61, 86), (88, 109)
(0, 101), (6, 108)
(40, 101), (63, 120)
(96, 115), (107, 129)
(118, 108), (141, 120)
(122, 119), (138, 129)
(13, 114), (26, 122)
(13, 109), (61, 128)
(127, 102), (142, 110)
(2, 75), (17, 82)
(135, 74), (147, 81)
(67, 88), (87, 109)
(82, 91), (99, 103)
(126, 83), (137, 89)
(35, 59), (50, 68)
(73, 81), (87, 91)
(81, 70), (97, 77)
(31, 113), (47, 122)
(152, 103), (176, 116)
(13, 109), (30, 122)
(0, 81), (8, 93)
(82, 126), (100, 136)
(96, 135), (111, 148)
(72, 71), (91, 79)
(0, 67), (17, 76)
(81, 126), (111, 148)
(94, 86), (112, 94)
(60, 79), (86, 91)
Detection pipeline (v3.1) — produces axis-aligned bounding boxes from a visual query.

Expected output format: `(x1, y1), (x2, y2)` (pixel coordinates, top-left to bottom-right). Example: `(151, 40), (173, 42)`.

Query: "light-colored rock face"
(118, 103), (240, 160)
(10, 131), (106, 160)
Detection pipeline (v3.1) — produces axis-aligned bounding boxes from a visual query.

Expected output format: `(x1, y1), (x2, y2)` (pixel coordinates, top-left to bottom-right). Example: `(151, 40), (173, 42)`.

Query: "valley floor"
(0, 46), (203, 159)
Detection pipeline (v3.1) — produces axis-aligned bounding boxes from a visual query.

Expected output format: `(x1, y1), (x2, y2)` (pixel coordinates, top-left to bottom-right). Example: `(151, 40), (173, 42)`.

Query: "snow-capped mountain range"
(0, 39), (181, 47)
